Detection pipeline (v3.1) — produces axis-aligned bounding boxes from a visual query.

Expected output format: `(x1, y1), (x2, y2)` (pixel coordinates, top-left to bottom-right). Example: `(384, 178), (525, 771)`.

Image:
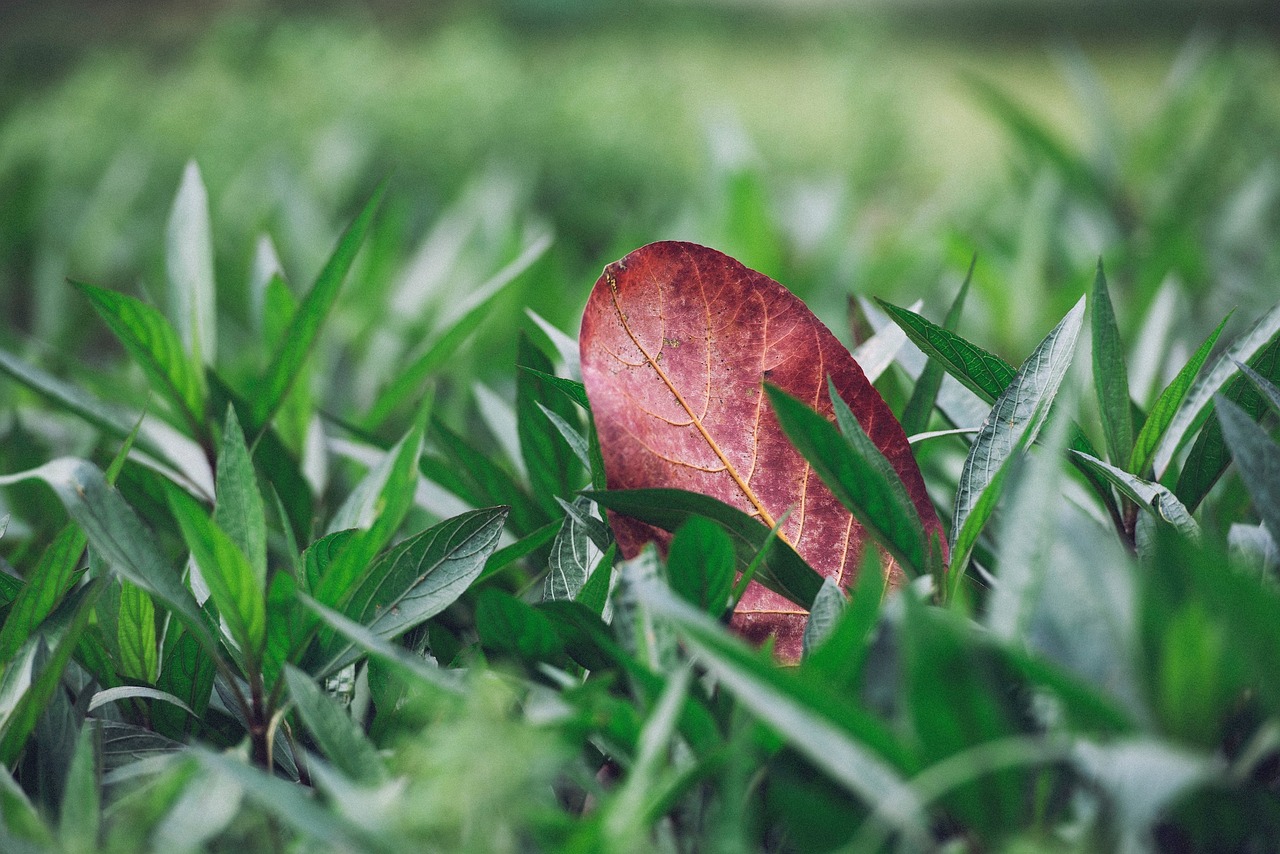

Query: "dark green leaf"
(213, 406), (266, 587)
(543, 497), (602, 603)
(1215, 395), (1280, 551)
(116, 580), (158, 684)
(901, 255), (974, 436)
(666, 516), (736, 618)
(767, 382), (929, 578)
(517, 332), (582, 516)
(576, 543), (616, 617)
(801, 578), (846, 659)
(0, 524), (86, 662)
(57, 723), (100, 853)
(475, 588), (563, 663)
(251, 183), (386, 434)
(520, 368), (589, 410)
(585, 488), (823, 610)
(154, 626), (216, 739)
(475, 519), (559, 586)
(1091, 262), (1133, 465)
(876, 298), (1016, 404)
(1071, 450), (1200, 540)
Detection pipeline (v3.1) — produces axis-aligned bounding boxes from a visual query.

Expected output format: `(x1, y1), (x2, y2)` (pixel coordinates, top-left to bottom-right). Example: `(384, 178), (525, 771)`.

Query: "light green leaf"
(252, 182), (386, 434)
(950, 297), (1085, 595)
(0, 459), (213, 651)
(88, 686), (195, 718)
(284, 666), (385, 784)
(57, 722), (100, 854)
(1238, 360), (1280, 418)
(168, 485), (267, 667)
(543, 496), (602, 602)
(1153, 299), (1280, 477)
(117, 580), (158, 684)
(214, 406), (266, 588)
(0, 524), (86, 662)
(1091, 262), (1133, 465)
(666, 516), (736, 618)
(611, 547), (678, 674)
(802, 577), (847, 659)
(166, 161), (217, 366)
(73, 282), (206, 435)
(1216, 395), (1280, 551)
(1129, 312), (1231, 475)
(1071, 450), (1200, 541)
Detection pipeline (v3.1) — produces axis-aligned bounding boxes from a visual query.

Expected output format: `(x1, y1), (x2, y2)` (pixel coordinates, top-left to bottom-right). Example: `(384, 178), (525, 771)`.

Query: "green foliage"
(0, 32), (1278, 853)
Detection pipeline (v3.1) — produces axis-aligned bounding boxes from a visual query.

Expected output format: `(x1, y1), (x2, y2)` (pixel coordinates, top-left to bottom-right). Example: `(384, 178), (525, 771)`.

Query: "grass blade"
(1129, 312), (1231, 476)
(1091, 262), (1133, 466)
(251, 182), (386, 434)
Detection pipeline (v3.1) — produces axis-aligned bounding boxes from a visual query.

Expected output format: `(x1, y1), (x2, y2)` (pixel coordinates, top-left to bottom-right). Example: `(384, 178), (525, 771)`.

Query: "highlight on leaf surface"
(579, 241), (942, 660)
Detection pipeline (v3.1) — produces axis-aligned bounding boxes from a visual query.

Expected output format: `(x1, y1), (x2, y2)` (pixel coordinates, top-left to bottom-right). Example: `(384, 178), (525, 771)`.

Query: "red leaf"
(580, 242), (943, 661)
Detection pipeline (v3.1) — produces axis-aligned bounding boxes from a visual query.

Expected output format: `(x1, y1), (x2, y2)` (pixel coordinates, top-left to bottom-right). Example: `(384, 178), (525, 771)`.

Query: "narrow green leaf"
(804, 548), (885, 688)
(543, 496), (602, 603)
(517, 332), (582, 516)
(0, 581), (104, 766)
(876, 298), (1016, 404)
(640, 585), (927, 843)
(767, 381), (928, 578)
(538, 403), (591, 472)
(284, 666), (385, 784)
(262, 570), (307, 690)
(57, 722), (100, 853)
(166, 161), (217, 367)
(666, 516), (736, 618)
(519, 368), (589, 410)
(363, 232), (550, 428)
(154, 626), (215, 738)
(801, 578), (846, 659)
(475, 519), (559, 586)
(251, 182), (386, 434)
(167, 486), (267, 668)
(1154, 299), (1280, 478)
(0, 459), (213, 651)
(0, 524), (86, 662)
(1176, 333), (1280, 510)
(1129, 312), (1231, 475)
(73, 282), (206, 434)
(576, 543), (617, 617)
(1237, 360), (1280, 419)
(476, 588), (564, 663)
(1091, 262), (1133, 466)
(1071, 451), (1200, 541)
(214, 406), (266, 588)
(317, 507), (507, 676)
(901, 255), (974, 436)
(611, 547), (678, 674)
(87, 686), (195, 718)
(584, 488), (823, 610)
(1216, 395), (1280, 551)
(117, 580), (158, 684)
(950, 297), (1085, 595)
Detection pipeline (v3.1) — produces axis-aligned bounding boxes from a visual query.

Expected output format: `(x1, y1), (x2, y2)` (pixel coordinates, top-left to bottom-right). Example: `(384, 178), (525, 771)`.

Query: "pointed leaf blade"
(166, 161), (217, 366)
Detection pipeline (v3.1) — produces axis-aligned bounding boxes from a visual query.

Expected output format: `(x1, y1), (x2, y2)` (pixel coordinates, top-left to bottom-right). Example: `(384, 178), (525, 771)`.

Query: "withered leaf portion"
(580, 241), (943, 660)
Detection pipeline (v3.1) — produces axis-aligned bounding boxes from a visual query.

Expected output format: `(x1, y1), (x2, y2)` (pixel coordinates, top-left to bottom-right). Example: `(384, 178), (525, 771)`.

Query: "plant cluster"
(0, 35), (1279, 854)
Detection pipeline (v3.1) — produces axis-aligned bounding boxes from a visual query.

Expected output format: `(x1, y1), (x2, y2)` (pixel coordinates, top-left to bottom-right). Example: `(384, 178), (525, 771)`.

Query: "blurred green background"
(2, 0), (1278, 417)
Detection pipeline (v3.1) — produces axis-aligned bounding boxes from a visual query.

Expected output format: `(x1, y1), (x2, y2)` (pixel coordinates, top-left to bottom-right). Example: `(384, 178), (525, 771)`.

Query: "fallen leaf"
(580, 242), (942, 660)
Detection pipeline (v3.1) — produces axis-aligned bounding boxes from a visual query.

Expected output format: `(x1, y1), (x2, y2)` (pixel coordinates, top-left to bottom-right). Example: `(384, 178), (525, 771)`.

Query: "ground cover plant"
(1, 20), (1280, 853)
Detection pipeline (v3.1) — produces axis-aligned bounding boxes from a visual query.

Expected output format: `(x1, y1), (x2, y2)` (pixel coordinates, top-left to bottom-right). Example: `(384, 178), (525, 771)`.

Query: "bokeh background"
(2, 0), (1279, 416)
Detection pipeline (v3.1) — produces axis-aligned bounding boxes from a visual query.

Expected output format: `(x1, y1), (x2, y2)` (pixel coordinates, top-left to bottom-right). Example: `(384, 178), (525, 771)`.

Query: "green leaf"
(901, 255), (974, 436)
(1128, 312), (1231, 475)
(666, 516), (736, 618)
(317, 507), (507, 676)
(584, 487), (824, 610)
(476, 588), (564, 663)
(1091, 262), (1133, 466)
(1071, 450), (1200, 541)
(283, 666), (385, 784)
(542, 496), (602, 603)
(576, 543), (616, 617)
(1175, 332), (1280, 510)
(876, 298), (1016, 404)
(766, 381), (929, 578)
(0, 459), (214, 652)
(73, 281), (206, 435)
(167, 485), (267, 668)
(154, 626), (215, 739)
(950, 297), (1085, 597)
(803, 548), (884, 689)
(0, 524), (86, 662)
(0, 581), (104, 766)
(517, 332), (582, 516)
(640, 584), (927, 843)
(165, 161), (217, 367)
(538, 403), (590, 472)
(251, 182), (386, 434)
(1238, 359), (1280, 417)
(214, 406), (266, 588)
(801, 577), (846, 659)
(611, 547), (678, 673)
(1154, 299), (1280, 478)
(1215, 395), (1280, 551)
(475, 519), (559, 586)
(57, 722), (100, 854)
(519, 368), (589, 410)
(363, 232), (550, 428)
(117, 580), (158, 684)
